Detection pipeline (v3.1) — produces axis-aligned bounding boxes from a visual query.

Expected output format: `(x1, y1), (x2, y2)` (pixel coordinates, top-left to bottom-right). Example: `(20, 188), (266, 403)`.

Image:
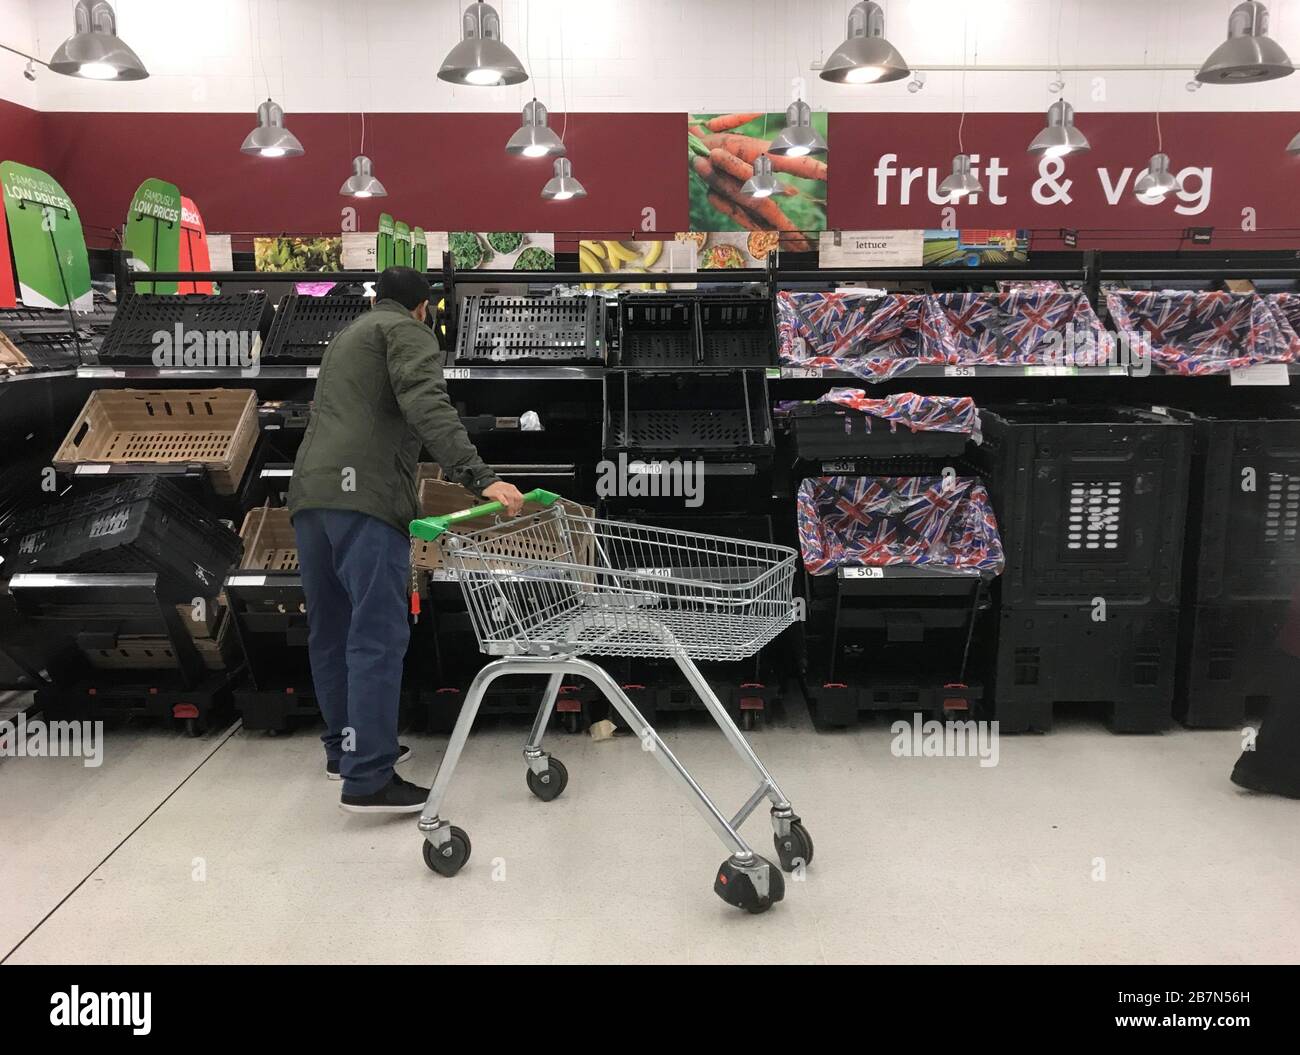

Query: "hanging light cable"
(439, 2), (528, 86)
(506, 8), (564, 157)
(1196, 1), (1293, 83)
(821, 1), (909, 84)
(1134, 112), (1183, 202)
(49, 0), (148, 80)
(539, 12), (585, 200)
(939, 22), (983, 201)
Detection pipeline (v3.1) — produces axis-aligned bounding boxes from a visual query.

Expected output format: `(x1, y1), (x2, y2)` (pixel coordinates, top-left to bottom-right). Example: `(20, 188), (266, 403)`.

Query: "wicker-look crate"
(53, 388), (258, 495)
(412, 477), (594, 572)
(82, 605), (238, 671)
(239, 505), (299, 571)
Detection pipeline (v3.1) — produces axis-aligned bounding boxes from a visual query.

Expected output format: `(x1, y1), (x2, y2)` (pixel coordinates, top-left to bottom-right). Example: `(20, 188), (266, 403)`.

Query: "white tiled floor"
(2, 704), (1297, 965)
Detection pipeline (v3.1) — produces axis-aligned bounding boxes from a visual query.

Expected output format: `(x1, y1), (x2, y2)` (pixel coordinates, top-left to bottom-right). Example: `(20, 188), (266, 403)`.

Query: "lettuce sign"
(0, 160), (92, 311)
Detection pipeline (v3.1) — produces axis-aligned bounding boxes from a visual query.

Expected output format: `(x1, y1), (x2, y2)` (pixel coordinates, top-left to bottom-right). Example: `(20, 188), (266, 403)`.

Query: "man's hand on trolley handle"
(483, 480), (527, 517)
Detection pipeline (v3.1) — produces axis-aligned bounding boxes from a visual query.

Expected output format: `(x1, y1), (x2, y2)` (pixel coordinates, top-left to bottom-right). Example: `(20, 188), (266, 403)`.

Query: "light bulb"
(78, 61), (119, 79)
(465, 67), (501, 85)
(260, 146), (286, 158)
(846, 66), (884, 83)
(521, 144), (548, 158)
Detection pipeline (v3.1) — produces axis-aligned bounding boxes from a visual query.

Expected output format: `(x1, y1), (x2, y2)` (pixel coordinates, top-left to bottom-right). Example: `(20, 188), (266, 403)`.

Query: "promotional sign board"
(828, 111), (1300, 248)
(124, 177), (182, 294)
(177, 196), (213, 294)
(688, 112), (826, 251)
(377, 213), (395, 271)
(0, 160), (93, 311)
(0, 197), (15, 309)
(412, 226), (427, 272)
(818, 230), (925, 269)
(449, 232), (555, 270)
(394, 220), (411, 268)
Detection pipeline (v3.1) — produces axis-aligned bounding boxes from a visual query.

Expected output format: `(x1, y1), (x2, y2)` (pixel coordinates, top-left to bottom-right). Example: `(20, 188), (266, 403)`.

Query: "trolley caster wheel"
(184, 717), (206, 738)
(563, 711), (580, 735)
(740, 709), (761, 732)
(422, 826), (471, 877)
(526, 757), (568, 802)
(713, 855), (785, 914)
(774, 819), (814, 871)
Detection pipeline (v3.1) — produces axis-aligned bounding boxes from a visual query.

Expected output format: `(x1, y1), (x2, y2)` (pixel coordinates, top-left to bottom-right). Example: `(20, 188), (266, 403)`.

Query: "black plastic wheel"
(526, 756), (568, 801)
(563, 711), (580, 734)
(774, 820), (814, 872)
(713, 855), (786, 914)
(422, 826), (471, 877)
(740, 709), (762, 731)
(184, 717), (205, 738)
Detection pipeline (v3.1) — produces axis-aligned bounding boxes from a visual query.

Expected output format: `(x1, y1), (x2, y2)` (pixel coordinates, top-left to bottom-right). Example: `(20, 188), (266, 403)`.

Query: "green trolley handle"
(409, 488), (562, 542)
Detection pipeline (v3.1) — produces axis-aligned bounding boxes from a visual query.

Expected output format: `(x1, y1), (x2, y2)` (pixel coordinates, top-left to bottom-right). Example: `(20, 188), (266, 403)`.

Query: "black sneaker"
(339, 773), (430, 814)
(327, 744), (411, 780)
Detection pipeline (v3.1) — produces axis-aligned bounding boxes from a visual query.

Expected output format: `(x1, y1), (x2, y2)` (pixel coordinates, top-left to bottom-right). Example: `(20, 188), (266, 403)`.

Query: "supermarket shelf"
(0, 368), (79, 384)
(836, 565), (989, 580)
(441, 364), (605, 381)
(771, 364), (1131, 380)
(78, 364), (320, 380)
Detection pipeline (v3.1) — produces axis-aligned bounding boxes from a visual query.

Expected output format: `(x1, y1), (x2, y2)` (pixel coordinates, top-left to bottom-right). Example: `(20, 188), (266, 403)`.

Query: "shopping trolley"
(408, 489), (813, 914)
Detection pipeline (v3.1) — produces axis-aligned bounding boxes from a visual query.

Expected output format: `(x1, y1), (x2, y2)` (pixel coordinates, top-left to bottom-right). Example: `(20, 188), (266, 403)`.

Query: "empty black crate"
(3, 476), (242, 599)
(603, 371), (772, 457)
(0, 305), (108, 370)
(1173, 407), (1300, 605)
(455, 295), (603, 363)
(975, 406), (1191, 609)
(99, 292), (272, 365)
(698, 296), (775, 367)
(789, 403), (971, 459)
(617, 295), (697, 367)
(262, 293), (370, 363)
(993, 606), (1178, 733)
(1176, 602), (1293, 728)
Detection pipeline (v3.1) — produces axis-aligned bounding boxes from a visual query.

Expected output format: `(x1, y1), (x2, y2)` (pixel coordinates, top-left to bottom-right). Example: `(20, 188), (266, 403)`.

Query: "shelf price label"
(781, 366), (823, 379)
(842, 567), (885, 579)
(944, 366), (976, 378)
(444, 367), (470, 380)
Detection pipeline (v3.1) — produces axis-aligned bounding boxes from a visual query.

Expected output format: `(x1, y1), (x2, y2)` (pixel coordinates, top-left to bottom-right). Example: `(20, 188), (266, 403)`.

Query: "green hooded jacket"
(287, 299), (499, 534)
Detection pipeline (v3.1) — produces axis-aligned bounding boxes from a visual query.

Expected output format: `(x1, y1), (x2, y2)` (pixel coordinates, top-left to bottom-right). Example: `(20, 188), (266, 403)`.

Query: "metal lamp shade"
(938, 154), (983, 200)
(1028, 100), (1090, 157)
(741, 155), (779, 198)
(1134, 153), (1183, 201)
(769, 100), (827, 158)
(240, 99), (305, 158)
(540, 157), (587, 200)
(820, 1), (909, 84)
(340, 155), (387, 197)
(1288, 130), (1300, 155)
(1196, 1), (1293, 83)
(49, 0), (148, 80)
(506, 100), (566, 157)
(438, 2), (528, 86)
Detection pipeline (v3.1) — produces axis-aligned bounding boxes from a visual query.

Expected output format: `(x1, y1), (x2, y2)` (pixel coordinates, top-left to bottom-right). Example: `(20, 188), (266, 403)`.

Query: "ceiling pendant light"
(340, 155), (387, 197)
(49, 0), (148, 80)
(1134, 153), (1184, 202)
(439, 2), (528, 86)
(506, 99), (566, 157)
(540, 157), (586, 200)
(938, 154), (983, 201)
(240, 98), (305, 158)
(821, 1), (909, 84)
(1197, 1), (1293, 83)
(769, 100), (827, 158)
(741, 155), (779, 198)
(1028, 99), (1090, 158)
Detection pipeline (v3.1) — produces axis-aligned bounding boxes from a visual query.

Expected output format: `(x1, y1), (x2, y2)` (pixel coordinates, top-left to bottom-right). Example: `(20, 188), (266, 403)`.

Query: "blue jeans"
(293, 508), (411, 796)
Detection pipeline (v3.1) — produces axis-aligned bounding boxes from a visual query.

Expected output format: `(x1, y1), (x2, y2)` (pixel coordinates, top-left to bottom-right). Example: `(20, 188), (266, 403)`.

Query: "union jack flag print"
(1106, 291), (1297, 375)
(797, 475), (1006, 576)
(923, 291), (1108, 365)
(802, 389), (981, 440)
(776, 290), (945, 380)
(1266, 293), (1300, 353)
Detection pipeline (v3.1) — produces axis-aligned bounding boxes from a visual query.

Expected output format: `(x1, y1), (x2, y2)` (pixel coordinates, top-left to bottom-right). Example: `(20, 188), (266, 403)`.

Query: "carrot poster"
(687, 112), (826, 252)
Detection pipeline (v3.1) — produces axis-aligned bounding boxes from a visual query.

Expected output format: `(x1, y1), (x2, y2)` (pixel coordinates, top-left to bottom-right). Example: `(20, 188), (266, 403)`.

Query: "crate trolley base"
(410, 491), (813, 915)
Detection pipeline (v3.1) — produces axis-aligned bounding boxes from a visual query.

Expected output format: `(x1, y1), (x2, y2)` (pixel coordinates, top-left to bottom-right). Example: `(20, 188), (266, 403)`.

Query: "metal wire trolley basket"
(409, 490), (813, 914)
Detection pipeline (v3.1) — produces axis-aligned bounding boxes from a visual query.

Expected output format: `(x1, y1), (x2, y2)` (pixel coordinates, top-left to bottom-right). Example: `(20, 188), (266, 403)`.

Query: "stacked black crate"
(1171, 406), (1300, 727)
(975, 405), (1193, 732)
(601, 291), (780, 727)
(790, 401), (994, 727)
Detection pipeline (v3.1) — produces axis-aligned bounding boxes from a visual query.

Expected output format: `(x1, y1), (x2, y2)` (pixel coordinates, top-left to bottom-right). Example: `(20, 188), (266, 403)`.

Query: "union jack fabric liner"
(776, 290), (945, 380)
(1266, 293), (1300, 352)
(922, 291), (1109, 365)
(1106, 291), (1297, 375)
(797, 475), (1006, 576)
(779, 390), (982, 441)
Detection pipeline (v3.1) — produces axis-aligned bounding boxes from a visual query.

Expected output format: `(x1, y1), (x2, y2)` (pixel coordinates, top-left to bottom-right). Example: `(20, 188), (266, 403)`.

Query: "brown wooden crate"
(238, 505), (299, 571)
(52, 388), (258, 495)
(83, 606), (239, 671)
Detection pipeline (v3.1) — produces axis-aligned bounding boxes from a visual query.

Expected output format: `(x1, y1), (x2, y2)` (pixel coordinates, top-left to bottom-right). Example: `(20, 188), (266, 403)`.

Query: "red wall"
(35, 110), (687, 247)
(0, 98), (50, 175)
